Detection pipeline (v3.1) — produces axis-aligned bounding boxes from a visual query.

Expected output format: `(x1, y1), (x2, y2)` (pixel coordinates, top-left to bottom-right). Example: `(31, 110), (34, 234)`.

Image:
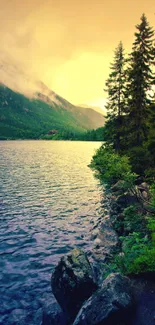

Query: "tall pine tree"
(104, 41), (126, 151)
(126, 14), (155, 148)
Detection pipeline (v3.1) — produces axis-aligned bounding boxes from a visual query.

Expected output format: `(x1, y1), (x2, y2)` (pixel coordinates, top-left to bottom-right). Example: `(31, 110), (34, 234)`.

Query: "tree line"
(90, 14), (155, 276)
(104, 13), (155, 178)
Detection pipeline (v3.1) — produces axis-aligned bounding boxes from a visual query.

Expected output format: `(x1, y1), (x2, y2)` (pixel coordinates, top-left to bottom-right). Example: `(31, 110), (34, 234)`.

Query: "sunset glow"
(0, 0), (155, 107)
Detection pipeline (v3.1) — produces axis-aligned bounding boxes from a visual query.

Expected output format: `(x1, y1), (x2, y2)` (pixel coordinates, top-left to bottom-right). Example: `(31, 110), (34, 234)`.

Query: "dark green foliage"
(129, 249), (155, 273)
(146, 104), (155, 177)
(41, 127), (105, 141)
(114, 233), (152, 274)
(102, 14), (155, 175)
(128, 145), (152, 175)
(126, 14), (155, 149)
(104, 42), (126, 151)
(112, 184), (155, 275)
(122, 205), (146, 234)
(41, 130), (80, 140)
(112, 205), (146, 237)
(90, 14), (155, 275)
(79, 127), (105, 141)
(114, 228), (155, 275)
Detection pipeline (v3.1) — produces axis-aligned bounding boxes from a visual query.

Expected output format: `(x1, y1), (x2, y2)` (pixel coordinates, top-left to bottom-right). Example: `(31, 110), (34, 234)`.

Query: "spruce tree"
(104, 41), (126, 151)
(126, 14), (155, 148)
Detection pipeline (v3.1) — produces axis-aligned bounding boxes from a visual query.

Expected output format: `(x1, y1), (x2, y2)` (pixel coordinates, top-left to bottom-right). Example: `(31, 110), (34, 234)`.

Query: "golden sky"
(0, 0), (155, 108)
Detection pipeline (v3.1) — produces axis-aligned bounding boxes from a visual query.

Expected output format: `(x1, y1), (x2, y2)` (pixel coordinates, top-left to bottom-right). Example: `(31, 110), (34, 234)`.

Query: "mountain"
(78, 104), (106, 116)
(0, 59), (105, 140)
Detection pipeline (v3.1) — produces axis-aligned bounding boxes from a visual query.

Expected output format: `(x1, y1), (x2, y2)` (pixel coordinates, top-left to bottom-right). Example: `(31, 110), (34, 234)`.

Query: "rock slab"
(42, 299), (67, 325)
(73, 273), (134, 325)
(51, 248), (97, 322)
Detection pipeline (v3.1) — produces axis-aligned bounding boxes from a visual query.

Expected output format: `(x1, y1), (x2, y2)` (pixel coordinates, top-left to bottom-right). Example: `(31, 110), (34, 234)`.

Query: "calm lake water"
(0, 140), (102, 324)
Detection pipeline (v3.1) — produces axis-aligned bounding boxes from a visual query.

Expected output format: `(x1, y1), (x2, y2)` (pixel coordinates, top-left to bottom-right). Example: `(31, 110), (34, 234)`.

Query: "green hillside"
(0, 85), (104, 140)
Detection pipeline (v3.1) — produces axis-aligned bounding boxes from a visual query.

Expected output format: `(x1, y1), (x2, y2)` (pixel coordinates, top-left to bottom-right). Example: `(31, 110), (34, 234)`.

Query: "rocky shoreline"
(42, 183), (155, 325)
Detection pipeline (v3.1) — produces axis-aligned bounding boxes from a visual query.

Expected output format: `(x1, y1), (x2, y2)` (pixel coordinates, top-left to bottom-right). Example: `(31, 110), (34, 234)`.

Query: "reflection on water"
(0, 140), (102, 324)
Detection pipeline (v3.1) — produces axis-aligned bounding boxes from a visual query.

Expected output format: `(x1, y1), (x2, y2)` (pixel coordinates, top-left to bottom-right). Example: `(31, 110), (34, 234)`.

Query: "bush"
(123, 205), (146, 234)
(115, 197), (155, 274)
(90, 145), (137, 188)
(90, 144), (155, 276)
(115, 232), (151, 274)
(130, 248), (155, 273)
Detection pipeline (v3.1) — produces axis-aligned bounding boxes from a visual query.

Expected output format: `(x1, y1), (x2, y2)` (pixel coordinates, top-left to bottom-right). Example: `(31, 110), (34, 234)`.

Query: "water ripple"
(0, 140), (102, 324)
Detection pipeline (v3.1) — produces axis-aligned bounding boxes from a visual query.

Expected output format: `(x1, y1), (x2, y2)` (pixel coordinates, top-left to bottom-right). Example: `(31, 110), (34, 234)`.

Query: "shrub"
(90, 145), (137, 188)
(128, 248), (155, 274)
(115, 232), (151, 274)
(123, 205), (146, 234)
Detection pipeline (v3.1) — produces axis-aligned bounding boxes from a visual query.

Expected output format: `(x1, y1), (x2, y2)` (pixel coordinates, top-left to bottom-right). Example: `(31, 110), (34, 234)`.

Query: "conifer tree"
(126, 14), (155, 148)
(104, 41), (126, 151)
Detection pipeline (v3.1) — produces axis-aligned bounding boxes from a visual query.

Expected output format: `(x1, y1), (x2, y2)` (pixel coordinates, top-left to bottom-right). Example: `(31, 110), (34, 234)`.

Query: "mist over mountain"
(78, 104), (106, 116)
(0, 58), (105, 140)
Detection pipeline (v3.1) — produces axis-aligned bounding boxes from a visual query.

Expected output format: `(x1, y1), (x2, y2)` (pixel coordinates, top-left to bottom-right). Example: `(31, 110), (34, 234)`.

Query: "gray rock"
(142, 191), (148, 199)
(135, 176), (145, 185)
(73, 273), (134, 325)
(115, 194), (138, 209)
(42, 299), (67, 325)
(140, 182), (150, 190)
(93, 215), (119, 260)
(51, 248), (97, 322)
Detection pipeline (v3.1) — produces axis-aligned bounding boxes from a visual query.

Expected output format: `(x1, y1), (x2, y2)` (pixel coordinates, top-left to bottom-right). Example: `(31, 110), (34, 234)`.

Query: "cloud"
(0, 0), (155, 105)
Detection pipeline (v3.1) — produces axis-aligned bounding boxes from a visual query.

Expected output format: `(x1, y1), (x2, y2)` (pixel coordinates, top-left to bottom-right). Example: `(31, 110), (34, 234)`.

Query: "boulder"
(42, 299), (67, 325)
(73, 273), (134, 325)
(141, 190), (148, 200)
(137, 182), (150, 201)
(140, 182), (150, 191)
(51, 248), (97, 322)
(115, 194), (138, 210)
(135, 176), (145, 185)
(93, 215), (119, 261)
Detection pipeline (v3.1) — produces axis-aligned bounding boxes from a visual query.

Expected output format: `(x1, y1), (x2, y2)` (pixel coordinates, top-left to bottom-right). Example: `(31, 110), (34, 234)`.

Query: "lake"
(0, 140), (102, 324)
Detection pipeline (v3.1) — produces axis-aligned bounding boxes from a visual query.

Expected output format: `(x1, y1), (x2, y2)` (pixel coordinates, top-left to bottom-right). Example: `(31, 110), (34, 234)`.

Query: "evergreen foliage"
(126, 14), (155, 149)
(104, 42), (126, 151)
(102, 14), (155, 176)
(91, 14), (155, 276)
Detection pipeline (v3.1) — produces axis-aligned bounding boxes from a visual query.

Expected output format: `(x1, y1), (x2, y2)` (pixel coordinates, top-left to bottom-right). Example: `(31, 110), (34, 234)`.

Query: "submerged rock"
(51, 248), (97, 322)
(73, 273), (134, 325)
(9, 309), (27, 325)
(42, 299), (67, 325)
